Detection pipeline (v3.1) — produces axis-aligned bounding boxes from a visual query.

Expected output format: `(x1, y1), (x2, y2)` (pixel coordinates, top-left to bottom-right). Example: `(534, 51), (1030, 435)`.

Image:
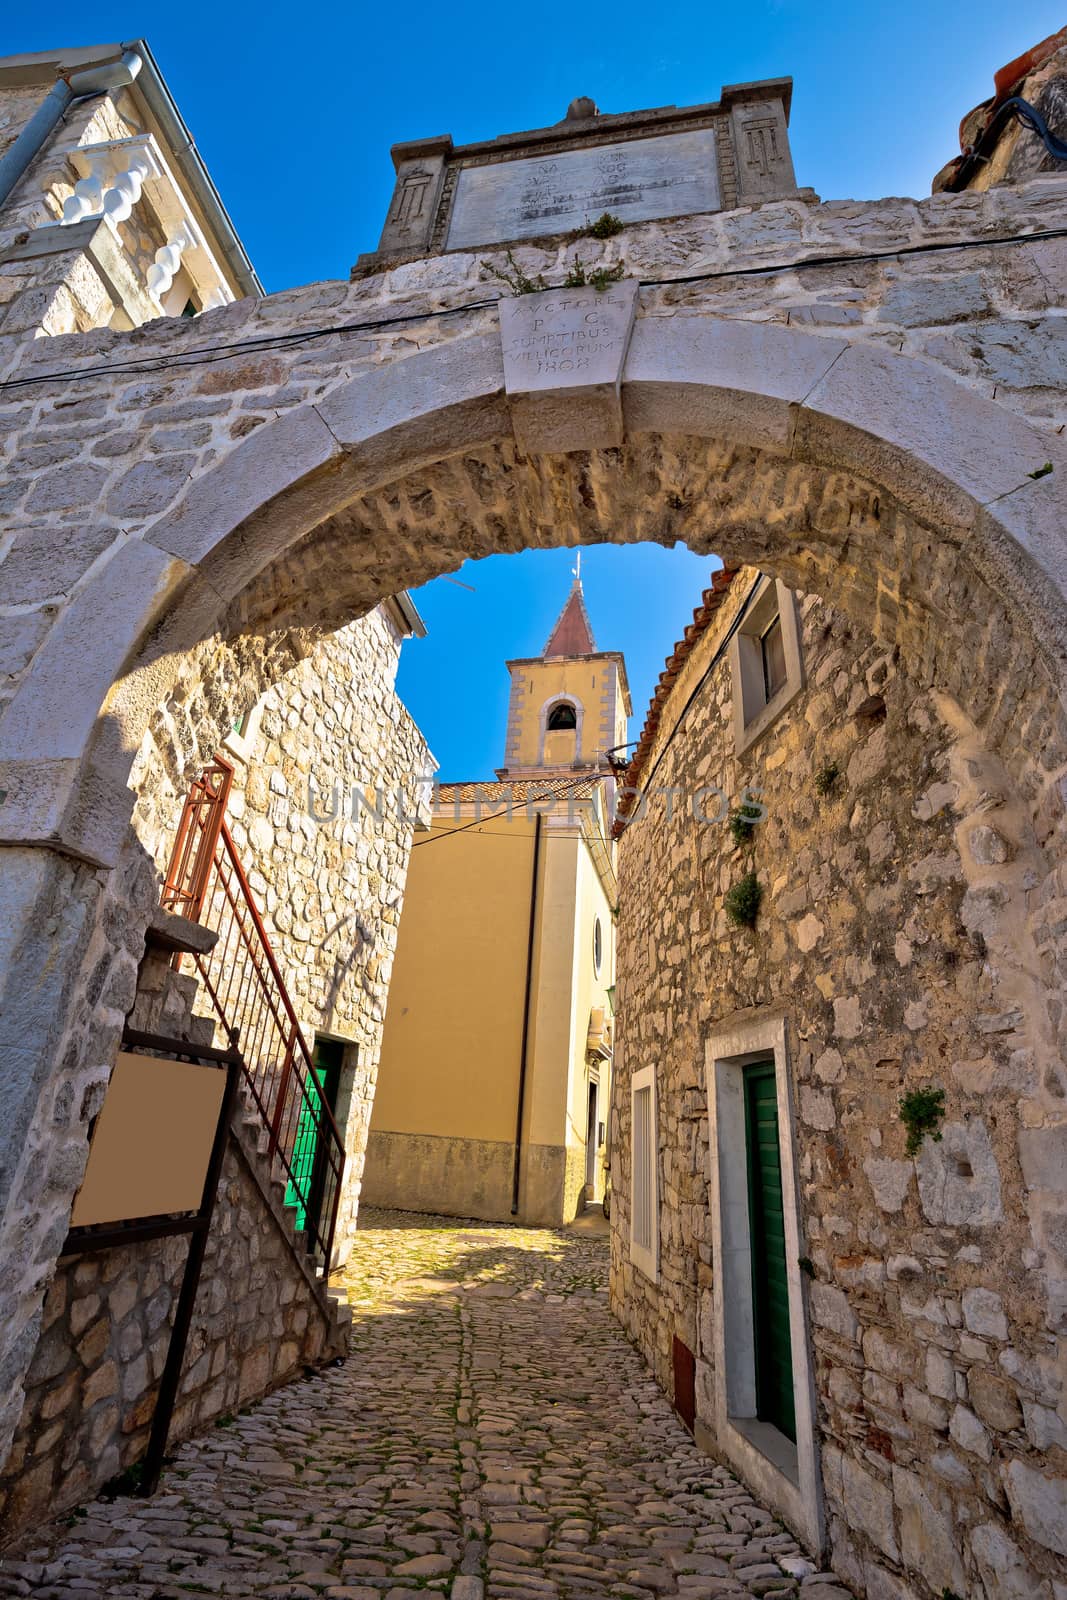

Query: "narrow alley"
(0, 1212), (852, 1600)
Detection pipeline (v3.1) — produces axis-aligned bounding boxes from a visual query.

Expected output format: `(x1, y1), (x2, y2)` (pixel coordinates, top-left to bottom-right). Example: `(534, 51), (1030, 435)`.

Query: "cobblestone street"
(0, 1212), (852, 1600)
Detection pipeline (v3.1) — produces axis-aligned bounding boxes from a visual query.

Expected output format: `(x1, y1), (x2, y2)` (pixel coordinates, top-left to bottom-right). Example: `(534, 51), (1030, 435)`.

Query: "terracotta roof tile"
(434, 777), (600, 805)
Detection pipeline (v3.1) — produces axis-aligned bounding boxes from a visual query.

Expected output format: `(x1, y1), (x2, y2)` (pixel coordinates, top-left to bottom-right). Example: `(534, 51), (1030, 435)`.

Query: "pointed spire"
(543, 571), (597, 657)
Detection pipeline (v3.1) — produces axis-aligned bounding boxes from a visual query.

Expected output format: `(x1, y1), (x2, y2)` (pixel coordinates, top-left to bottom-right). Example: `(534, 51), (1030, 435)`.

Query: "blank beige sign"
(70, 1051), (227, 1227)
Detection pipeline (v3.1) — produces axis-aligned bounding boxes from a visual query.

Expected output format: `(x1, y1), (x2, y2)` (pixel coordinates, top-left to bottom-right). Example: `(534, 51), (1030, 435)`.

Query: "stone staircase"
(128, 903), (352, 1354)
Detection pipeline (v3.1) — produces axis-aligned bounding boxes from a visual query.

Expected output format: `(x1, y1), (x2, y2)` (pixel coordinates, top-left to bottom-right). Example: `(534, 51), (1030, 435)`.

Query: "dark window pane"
(761, 615), (787, 702)
(548, 702), (577, 730)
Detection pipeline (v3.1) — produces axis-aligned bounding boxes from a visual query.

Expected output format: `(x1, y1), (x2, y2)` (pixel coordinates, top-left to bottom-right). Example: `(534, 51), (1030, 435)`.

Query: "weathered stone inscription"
(499, 280), (639, 453)
(447, 128), (721, 250)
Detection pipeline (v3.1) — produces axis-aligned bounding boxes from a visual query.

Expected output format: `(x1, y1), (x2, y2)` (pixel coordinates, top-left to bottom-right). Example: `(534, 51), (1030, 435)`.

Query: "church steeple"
(497, 566), (631, 780)
(543, 557), (596, 657)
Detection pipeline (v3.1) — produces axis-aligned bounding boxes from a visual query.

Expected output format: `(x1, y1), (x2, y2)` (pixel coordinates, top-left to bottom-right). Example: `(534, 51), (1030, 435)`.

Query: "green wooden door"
(285, 1038), (344, 1235)
(743, 1062), (796, 1442)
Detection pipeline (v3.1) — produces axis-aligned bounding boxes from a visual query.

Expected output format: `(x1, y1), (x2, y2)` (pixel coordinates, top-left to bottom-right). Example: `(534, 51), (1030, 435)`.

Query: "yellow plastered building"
(363, 580), (630, 1225)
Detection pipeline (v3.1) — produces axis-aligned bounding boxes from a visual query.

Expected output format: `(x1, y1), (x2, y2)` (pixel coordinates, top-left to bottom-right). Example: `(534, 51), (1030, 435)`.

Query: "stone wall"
(610, 567), (1067, 1598)
(127, 603), (433, 1257)
(0, 597), (429, 1533)
(0, 1102), (343, 1540)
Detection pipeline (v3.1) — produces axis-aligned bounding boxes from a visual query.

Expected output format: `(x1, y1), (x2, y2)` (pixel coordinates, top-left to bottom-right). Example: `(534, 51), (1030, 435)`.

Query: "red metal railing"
(162, 763), (344, 1273)
(162, 757), (234, 922)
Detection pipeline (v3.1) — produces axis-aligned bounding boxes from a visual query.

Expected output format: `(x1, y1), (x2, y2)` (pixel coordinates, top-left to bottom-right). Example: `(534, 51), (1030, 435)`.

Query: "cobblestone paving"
(0, 1210), (853, 1600)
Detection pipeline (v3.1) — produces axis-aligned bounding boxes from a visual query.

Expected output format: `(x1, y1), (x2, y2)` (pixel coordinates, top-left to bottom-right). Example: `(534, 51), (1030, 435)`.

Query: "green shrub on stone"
(587, 211), (624, 238)
(899, 1085), (946, 1157)
(814, 761), (841, 796)
(729, 803), (763, 847)
(724, 871), (762, 928)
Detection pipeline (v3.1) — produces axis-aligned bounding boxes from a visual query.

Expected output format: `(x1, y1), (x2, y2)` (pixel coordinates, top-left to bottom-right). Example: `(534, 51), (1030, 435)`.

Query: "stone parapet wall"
(611, 569), (1067, 1597)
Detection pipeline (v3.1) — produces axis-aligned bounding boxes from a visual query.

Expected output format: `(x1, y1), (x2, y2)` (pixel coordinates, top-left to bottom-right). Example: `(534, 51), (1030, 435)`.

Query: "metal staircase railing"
(162, 758), (344, 1273)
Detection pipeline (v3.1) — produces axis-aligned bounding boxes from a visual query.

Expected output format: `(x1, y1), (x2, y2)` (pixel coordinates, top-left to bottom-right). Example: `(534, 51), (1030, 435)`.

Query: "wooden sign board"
(70, 1050), (227, 1228)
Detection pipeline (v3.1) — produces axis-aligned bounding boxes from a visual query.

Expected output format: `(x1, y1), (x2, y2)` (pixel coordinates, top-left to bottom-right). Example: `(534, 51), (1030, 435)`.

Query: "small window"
(729, 578), (804, 756)
(547, 702), (577, 731)
(630, 1065), (658, 1281)
(233, 709), (251, 738)
(593, 916), (603, 975)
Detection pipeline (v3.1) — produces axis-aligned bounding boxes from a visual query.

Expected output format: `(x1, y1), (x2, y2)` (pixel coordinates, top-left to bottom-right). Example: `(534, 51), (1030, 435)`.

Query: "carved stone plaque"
(447, 128), (721, 251)
(499, 280), (639, 453)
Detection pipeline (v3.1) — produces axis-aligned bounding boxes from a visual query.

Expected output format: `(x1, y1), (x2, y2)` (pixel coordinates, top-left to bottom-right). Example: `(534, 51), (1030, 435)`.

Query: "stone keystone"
(499, 280), (639, 453)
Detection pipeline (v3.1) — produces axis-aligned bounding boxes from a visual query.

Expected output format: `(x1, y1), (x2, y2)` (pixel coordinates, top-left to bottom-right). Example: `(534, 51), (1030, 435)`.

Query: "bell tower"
(497, 563), (631, 779)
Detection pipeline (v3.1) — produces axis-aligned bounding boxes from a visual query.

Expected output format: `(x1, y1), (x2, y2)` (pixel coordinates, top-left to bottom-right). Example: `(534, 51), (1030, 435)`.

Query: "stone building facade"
(0, 34), (1063, 1585)
(610, 565), (1067, 1598)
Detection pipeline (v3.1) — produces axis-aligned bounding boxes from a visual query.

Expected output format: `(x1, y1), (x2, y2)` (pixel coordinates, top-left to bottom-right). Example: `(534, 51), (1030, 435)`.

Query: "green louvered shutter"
(744, 1062), (796, 1442)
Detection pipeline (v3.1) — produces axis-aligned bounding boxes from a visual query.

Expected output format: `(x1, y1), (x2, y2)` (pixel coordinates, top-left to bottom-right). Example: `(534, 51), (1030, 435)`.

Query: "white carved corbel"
(62, 136), (161, 226)
(62, 134), (235, 316)
(60, 152), (109, 225)
(147, 221), (198, 301)
(101, 149), (156, 223)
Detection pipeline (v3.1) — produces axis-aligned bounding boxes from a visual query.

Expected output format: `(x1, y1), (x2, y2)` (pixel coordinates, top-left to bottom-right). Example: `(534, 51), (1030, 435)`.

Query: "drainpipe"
(0, 50), (143, 213)
(510, 813), (543, 1217)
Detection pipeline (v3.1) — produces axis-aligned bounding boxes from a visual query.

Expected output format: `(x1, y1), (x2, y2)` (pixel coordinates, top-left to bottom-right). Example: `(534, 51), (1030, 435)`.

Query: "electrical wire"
(4, 226), (1065, 394)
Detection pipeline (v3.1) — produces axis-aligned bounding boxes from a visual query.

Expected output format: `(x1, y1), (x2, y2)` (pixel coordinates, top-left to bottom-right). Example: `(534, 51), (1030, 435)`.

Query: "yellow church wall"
(369, 813), (536, 1147)
(364, 598), (625, 1227)
(364, 797), (617, 1227)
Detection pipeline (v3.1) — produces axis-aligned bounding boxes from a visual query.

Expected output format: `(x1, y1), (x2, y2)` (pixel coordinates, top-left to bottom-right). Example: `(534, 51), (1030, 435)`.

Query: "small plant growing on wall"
(899, 1086), (946, 1157)
(729, 801), (763, 847)
(724, 871), (762, 928)
(587, 211), (624, 238)
(814, 761), (841, 797)
(480, 249), (547, 295)
(563, 255), (626, 291)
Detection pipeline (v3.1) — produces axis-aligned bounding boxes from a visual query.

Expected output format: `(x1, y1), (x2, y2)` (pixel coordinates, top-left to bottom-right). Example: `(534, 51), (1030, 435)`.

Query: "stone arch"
(1, 310), (1066, 1490)
(0, 319), (1064, 871)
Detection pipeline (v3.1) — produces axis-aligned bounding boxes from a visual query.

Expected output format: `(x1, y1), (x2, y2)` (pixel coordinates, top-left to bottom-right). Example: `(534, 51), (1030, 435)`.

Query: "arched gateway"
(0, 49), (1065, 1591)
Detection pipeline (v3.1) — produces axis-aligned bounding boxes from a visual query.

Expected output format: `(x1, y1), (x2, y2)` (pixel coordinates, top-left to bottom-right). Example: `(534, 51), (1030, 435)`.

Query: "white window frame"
(729, 578), (804, 756)
(630, 1064), (659, 1282)
(704, 1012), (823, 1551)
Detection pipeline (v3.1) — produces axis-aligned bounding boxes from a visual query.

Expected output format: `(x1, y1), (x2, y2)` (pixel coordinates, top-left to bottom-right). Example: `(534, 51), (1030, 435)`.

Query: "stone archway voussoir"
(0, 539), (197, 863)
(622, 316), (849, 452)
(793, 340), (1065, 535)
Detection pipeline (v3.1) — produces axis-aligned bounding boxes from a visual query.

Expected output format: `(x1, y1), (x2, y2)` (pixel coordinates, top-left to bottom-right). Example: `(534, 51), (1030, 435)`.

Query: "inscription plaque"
(447, 128), (721, 251)
(500, 280), (639, 453)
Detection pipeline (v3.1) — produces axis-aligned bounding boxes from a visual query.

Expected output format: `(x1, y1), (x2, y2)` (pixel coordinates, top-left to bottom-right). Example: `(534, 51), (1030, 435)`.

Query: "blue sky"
(11, 4), (1061, 776)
